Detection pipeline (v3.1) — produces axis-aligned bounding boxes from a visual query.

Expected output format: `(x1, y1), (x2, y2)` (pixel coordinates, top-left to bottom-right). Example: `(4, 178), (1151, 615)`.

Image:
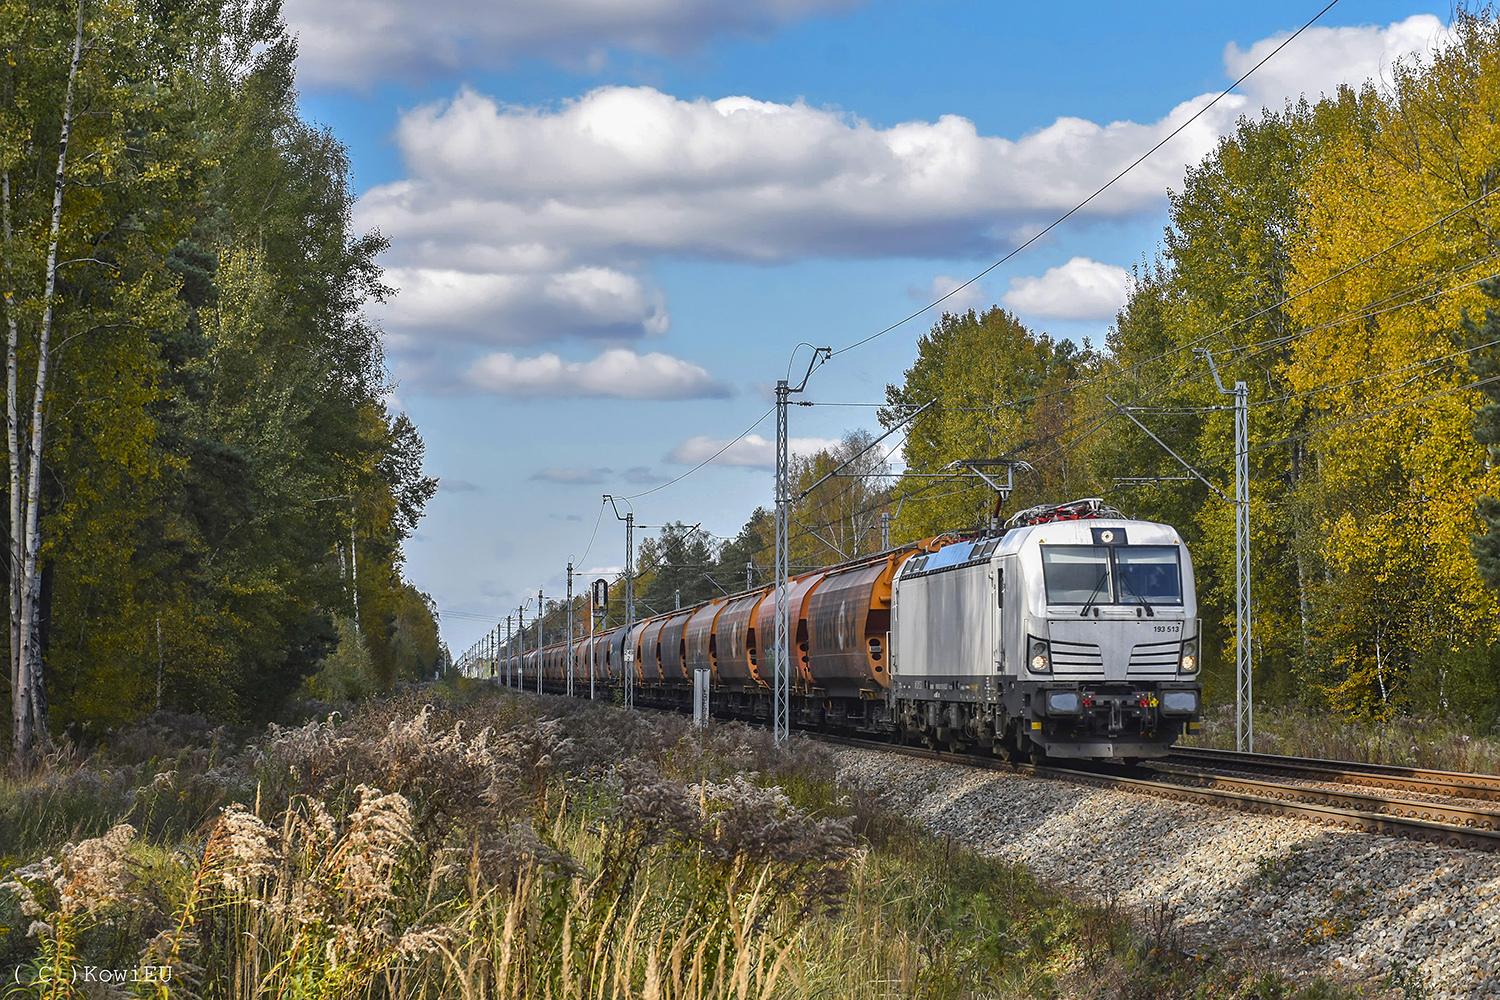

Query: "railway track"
(817, 734), (1500, 852)
(1164, 745), (1500, 802)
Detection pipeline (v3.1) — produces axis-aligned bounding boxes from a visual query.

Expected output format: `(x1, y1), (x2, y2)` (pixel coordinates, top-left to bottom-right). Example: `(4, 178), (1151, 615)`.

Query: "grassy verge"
(1185, 700), (1500, 774)
(0, 684), (1383, 999)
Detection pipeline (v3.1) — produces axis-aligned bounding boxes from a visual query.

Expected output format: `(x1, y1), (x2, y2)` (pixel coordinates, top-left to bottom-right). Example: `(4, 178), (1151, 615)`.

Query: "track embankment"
(833, 746), (1500, 1000)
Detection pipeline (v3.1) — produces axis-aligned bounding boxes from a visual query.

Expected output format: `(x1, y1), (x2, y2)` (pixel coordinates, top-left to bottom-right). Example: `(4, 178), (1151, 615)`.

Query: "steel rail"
(1165, 746), (1500, 802)
(1144, 767), (1500, 832)
(815, 735), (1500, 853)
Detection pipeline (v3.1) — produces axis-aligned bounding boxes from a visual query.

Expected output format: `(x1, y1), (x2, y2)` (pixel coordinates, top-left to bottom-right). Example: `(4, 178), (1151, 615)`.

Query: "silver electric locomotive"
(890, 501), (1202, 759)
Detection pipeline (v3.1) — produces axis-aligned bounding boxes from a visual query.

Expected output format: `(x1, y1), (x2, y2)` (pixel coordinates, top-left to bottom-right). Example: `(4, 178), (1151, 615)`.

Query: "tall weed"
(0, 687), (1379, 999)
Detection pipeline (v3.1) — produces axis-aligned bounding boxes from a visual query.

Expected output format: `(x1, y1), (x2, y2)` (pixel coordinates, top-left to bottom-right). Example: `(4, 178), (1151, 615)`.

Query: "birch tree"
(0, 0), (441, 745)
(2, 0), (86, 762)
(1, 0), (218, 755)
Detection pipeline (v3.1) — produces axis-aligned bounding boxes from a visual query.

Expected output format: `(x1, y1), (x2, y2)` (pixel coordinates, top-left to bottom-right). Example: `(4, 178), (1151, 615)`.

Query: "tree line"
(590, 13), (1500, 727)
(2, 0), (440, 761)
(876, 12), (1500, 723)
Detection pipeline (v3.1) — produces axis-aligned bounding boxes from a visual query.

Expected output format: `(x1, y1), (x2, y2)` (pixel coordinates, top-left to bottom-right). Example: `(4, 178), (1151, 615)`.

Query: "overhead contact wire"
(830, 0), (1345, 360)
(618, 405), (774, 501)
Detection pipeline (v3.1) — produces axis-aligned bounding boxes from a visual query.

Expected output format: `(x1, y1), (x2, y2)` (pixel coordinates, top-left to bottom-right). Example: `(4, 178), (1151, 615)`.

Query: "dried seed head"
(216, 806), (278, 894)
(336, 785), (414, 905)
(396, 924), (456, 958)
(57, 824), (137, 917)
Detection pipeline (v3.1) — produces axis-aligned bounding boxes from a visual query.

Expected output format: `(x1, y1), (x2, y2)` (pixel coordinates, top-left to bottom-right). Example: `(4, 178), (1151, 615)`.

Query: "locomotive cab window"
(1114, 546), (1183, 604)
(1041, 544), (1182, 605)
(1041, 546), (1111, 603)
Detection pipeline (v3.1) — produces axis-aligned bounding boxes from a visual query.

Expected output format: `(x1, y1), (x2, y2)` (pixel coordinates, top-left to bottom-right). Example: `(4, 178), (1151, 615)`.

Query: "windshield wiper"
(1079, 570), (1109, 617)
(1118, 572), (1155, 617)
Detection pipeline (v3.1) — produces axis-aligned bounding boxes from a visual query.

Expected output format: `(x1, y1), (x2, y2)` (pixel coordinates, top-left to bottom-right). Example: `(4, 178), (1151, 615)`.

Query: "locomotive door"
(989, 566), (1001, 671)
(998, 554), (1020, 675)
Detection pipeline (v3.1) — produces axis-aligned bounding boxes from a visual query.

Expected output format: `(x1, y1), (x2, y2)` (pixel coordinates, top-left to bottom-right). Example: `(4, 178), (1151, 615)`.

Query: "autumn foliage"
(867, 14), (1500, 723)
(0, 0), (441, 752)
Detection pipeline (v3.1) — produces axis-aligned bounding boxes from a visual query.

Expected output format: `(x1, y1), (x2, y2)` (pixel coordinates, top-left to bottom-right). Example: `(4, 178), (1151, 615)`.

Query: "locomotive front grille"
(1049, 639), (1103, 669)
(1128, 640), (1180, 670)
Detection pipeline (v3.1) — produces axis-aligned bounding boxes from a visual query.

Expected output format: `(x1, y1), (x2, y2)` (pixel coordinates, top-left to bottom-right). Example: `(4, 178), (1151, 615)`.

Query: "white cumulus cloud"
(365, 16), (1445, 274)
(379, 265), (669, 348)
(363, 85), (1228, 269)
(1229, 15), (1451, 108)
(364, 15), (1450, 390)
(667, 433), (843, 469)
(465, 348), (732, 399)
(1002, 257), (1132, 321)
(284, 0), (858, 89)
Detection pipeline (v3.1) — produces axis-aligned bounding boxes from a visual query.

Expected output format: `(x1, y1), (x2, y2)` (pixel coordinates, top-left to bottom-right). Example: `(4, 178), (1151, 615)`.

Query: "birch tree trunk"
(2, 170), (25, 759)
(12, 0), (85, 763)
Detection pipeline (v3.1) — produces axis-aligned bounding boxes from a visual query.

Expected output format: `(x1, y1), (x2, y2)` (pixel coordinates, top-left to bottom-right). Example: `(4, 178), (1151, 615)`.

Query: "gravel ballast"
(834, 747), (1500, 999)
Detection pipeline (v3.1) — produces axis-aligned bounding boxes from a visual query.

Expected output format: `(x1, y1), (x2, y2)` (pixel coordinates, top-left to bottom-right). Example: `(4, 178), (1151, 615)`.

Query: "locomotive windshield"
(1040, 546), (1111, 603)
(1114, 546), (1183, 603)
(1041, 544), (1182, 605)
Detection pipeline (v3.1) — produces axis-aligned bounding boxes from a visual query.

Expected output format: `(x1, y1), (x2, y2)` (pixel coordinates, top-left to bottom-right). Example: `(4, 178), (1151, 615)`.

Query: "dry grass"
(0, 684), (1381, 999)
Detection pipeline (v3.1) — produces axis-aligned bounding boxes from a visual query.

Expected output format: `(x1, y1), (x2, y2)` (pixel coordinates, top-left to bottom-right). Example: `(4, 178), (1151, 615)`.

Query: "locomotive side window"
(1114, 546), (1183, 604)
(1041, 546), (1111, 603)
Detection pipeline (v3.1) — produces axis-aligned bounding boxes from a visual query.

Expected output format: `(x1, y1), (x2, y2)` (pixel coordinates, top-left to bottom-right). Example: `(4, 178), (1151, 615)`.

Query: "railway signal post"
(588, 575), (606, 701)
(592, 577), (608, 701)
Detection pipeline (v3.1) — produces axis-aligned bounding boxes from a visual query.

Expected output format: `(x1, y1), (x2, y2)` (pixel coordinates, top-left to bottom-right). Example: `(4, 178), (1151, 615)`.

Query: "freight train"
(472, 500), (1203, 761)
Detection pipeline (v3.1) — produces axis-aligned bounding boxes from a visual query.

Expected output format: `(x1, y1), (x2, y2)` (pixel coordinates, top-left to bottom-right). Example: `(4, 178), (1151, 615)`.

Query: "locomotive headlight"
(1180, 639), (1198, 673)
(1029, 638), (1050, 673)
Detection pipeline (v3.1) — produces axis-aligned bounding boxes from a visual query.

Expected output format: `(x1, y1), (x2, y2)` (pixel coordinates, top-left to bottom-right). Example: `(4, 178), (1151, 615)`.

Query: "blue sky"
(285, 0), (1451, 654)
